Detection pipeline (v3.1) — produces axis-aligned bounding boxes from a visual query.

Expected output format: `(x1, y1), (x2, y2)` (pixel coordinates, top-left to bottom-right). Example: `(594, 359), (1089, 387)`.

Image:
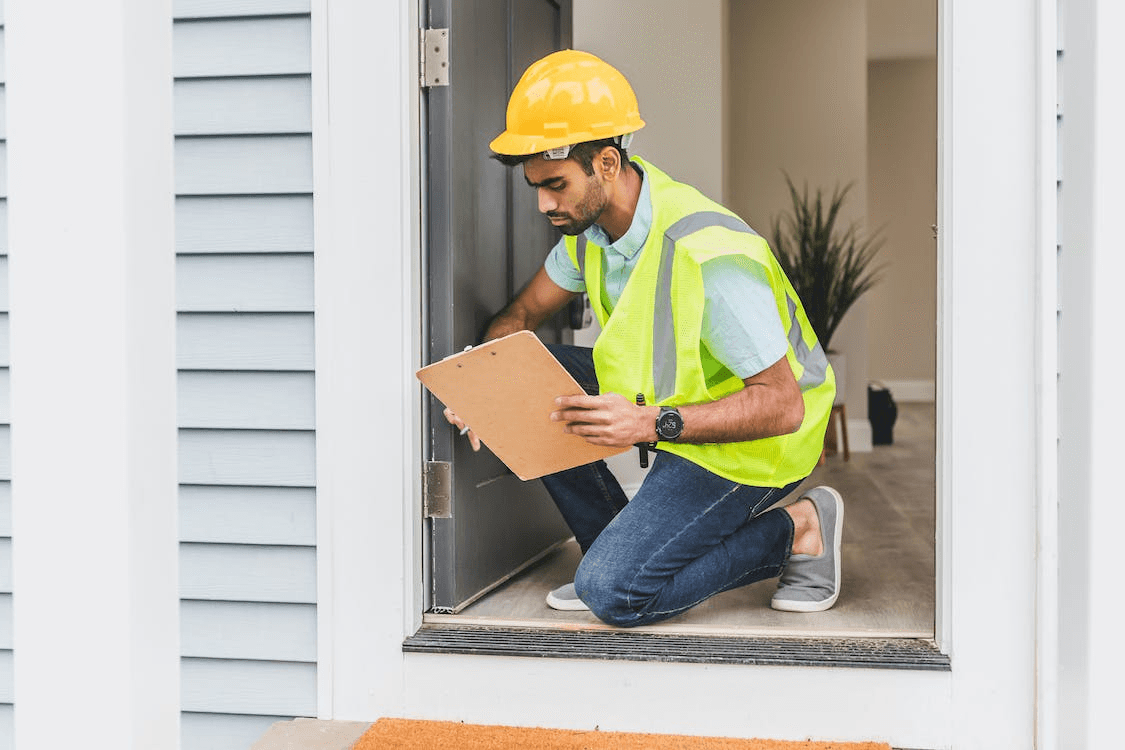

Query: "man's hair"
(492, 138), (629, 175)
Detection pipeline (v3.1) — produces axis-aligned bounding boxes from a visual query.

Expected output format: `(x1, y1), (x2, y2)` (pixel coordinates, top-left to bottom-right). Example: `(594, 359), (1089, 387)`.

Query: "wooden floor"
(428, 403), (935, 639)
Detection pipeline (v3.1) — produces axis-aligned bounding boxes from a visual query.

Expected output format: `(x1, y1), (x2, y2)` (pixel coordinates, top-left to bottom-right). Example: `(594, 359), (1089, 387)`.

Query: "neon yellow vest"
(565, 158), (834, 487)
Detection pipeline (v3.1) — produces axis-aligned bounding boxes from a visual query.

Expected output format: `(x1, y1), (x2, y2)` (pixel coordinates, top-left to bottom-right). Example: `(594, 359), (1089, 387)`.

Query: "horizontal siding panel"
(0, 143), (6, 197)
(178, 371), (315, 430)
(182, 658), (315, 716)
(0, 483), (8, 536)
(0, 258), (7, 311)
(180, 543), (315, 603)
(179, 429), (315, 486)
(0, 428), (8, 480)
(179, 485), (315, 545)
(0, 539), (8, 593)
(177, 254), (313, 312)
(0, 86), (5, 139)
(0, 33), (5, 84)
(175, 135), (312, 195)
(177, 195), (312, 254)
(0, 315), (7, 366)
(181, 601), (315, 661)
(177, 312), (314, 370)
(0, 371), (8, 424)
(174, 17), (310, 78)
(0, 705), (9, 750)
(0, 651), (9, 703)
(182, 712), (291, 750)
(175, 0), (310, 18)
(0, 595), (9, 649)
(175, 76), (311, 135)
(0, 201), (6, 255)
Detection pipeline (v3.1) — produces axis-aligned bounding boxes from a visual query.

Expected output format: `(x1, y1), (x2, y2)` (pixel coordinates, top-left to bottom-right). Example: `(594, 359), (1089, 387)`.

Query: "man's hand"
(443, 407), (481, 452)
(551, 393), (657, 448)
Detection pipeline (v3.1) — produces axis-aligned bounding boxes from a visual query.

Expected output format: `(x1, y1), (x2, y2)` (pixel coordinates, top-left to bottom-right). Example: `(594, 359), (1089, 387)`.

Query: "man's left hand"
(551, 393), (657, 448)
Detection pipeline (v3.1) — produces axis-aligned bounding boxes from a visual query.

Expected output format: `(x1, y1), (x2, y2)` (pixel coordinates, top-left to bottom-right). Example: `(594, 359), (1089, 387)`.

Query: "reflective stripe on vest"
(651, 211), (828, 401)
(786, 295), (829, 390)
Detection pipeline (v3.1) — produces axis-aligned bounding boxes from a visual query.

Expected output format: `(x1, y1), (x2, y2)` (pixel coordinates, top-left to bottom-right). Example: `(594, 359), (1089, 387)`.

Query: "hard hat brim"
(489, 121), (645, 157)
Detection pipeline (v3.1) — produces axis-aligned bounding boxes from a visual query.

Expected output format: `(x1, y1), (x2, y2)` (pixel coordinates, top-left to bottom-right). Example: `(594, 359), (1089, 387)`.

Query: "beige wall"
(867, 58), (937, 385)
(573, 0), (727, 202)
(728, 0), (871, 423)
(728, 0), (868, 225)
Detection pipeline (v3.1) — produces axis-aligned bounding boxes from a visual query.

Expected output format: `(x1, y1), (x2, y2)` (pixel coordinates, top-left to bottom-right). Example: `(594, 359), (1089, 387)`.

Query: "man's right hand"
(443, 407), (481, 452)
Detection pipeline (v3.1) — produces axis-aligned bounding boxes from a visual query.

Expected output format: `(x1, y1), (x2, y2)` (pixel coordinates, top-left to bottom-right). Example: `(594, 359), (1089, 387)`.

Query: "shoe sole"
(545, 591), (590, 612)
(771, 486), (844, 613)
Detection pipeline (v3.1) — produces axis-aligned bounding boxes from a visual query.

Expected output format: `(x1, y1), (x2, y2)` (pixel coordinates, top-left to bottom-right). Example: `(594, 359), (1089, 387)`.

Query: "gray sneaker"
(771, 486), (844, 612)
(545, 582), (590, 611)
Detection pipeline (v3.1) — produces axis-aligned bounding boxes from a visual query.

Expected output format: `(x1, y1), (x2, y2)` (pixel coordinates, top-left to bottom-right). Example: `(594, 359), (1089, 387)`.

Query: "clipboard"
(416, 331), (629, 480)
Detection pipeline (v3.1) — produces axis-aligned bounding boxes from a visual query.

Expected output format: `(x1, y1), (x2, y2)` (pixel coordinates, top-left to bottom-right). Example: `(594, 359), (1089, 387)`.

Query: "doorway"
(421, 0), (938, 641)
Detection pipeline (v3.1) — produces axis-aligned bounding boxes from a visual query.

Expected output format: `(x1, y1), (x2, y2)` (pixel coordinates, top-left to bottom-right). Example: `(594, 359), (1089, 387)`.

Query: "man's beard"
(547, 176), (607, 236)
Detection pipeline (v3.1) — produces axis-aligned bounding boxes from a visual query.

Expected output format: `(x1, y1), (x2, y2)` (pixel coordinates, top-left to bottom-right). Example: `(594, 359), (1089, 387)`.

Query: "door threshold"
(404, 623), (950, 671)
(422, 611), (933, 641)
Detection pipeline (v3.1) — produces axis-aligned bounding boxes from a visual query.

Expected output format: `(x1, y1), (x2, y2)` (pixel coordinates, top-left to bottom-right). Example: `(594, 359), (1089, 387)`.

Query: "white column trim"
(943, 1), (1040, 747)
(7, 0), (179, 746)
(1034, 1), (1060, 747)
(313, 0), (421, 720)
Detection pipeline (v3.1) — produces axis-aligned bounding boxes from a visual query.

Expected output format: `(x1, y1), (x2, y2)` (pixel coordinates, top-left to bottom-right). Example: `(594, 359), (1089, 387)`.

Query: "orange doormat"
(353, 718), (890, 750)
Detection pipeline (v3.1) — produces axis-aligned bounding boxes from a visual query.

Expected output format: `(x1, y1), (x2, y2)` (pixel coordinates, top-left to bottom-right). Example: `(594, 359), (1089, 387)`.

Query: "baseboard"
(845, 418), (873, 453)
(876, 379), (935, 403)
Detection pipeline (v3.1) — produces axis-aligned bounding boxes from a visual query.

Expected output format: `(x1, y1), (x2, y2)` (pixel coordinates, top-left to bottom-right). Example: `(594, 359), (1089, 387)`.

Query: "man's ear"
(598, 146), (621, 180)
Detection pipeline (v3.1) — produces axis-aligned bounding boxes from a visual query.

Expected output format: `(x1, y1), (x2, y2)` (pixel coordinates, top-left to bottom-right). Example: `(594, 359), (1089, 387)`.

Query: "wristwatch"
(655, 407), (684, 441)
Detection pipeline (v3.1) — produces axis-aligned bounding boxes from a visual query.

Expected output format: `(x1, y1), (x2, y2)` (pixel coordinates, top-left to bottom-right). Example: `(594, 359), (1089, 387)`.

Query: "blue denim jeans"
(543, 344), (801, 627)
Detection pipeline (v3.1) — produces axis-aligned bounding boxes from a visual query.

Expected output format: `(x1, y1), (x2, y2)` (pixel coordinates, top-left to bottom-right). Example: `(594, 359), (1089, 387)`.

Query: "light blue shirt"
(544, 164), (788, 379)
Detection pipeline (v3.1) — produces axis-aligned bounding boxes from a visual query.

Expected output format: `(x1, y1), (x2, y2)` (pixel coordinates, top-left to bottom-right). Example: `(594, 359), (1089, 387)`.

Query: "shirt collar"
(583, 163), (651, 259)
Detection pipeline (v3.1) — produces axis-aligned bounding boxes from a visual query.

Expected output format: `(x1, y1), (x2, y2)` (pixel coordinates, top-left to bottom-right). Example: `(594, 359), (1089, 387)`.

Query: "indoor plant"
(769, 176), (884, 353)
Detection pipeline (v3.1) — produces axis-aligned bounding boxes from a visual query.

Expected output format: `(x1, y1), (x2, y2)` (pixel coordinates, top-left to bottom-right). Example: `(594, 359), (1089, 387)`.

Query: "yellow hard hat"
(489, 50), (645, 157)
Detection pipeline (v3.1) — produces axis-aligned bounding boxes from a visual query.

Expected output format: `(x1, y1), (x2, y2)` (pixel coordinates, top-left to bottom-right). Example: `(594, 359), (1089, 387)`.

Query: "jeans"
(543, 344), (801, 627)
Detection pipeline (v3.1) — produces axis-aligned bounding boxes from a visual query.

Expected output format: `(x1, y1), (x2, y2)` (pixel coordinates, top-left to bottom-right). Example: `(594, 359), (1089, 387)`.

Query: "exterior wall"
(0, 4), (10, 746)
(0, 1), (1100, 747)
(1057, 0), (1125, 746)
(173, 1), (317, 747)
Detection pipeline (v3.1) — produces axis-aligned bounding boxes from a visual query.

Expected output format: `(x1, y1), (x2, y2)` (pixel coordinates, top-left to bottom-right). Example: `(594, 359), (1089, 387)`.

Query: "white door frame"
(312, 0), (1051, 745)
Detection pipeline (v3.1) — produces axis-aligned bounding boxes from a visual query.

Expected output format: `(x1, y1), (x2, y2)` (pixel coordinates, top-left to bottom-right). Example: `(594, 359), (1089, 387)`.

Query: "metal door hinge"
(421, 28), (450, 88)
(424, 461), (452, 518)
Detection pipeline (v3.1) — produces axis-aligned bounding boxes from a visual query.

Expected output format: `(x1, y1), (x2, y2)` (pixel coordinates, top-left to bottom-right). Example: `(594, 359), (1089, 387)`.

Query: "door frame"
(312, 0), (1053, 744)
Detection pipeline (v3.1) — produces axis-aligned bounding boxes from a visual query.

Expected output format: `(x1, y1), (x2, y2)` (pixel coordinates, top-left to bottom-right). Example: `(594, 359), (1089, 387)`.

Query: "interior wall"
(728, 0), (871, 428)
(572, 0), (727, 203)
(572, 0), (728, 488)
(866, 58), (937, 388)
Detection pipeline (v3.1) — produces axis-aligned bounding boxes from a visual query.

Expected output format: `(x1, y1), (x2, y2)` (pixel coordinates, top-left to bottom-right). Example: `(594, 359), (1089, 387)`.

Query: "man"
(445, 50), (843, 627)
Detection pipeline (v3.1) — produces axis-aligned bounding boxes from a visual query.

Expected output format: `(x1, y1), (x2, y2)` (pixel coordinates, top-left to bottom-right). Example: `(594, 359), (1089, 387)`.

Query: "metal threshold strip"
(403, 624), (951, 671)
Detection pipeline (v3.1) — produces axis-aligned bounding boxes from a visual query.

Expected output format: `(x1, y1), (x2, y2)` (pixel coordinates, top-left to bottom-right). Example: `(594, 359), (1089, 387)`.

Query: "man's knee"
(574, 558), (645, 628)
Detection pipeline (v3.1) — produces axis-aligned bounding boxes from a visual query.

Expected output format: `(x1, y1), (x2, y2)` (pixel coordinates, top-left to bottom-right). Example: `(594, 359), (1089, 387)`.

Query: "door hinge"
(420, 28), (450, 88)
(423, 461), (452, 518)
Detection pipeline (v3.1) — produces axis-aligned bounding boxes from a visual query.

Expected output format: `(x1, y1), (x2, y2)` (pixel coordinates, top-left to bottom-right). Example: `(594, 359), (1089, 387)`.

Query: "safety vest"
(564, 158), (835, 487)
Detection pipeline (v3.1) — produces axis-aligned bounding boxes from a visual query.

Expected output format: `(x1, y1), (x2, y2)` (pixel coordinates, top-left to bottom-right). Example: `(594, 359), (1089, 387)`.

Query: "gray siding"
(174, 2), (315, 747)
(0, 5), (10, 747)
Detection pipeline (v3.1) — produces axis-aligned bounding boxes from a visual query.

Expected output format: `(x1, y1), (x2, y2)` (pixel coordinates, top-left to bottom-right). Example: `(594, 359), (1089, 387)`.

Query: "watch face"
(657, 409), (683, 440)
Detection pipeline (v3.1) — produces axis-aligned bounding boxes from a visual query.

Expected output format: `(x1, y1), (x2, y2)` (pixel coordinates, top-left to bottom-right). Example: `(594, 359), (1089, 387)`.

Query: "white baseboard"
(844, 418), (873, 453)
(875, 379), (935, 403)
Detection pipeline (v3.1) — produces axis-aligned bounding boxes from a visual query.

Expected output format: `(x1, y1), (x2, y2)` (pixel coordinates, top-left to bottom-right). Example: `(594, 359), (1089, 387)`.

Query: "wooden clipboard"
(416, 331), (628, 480)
